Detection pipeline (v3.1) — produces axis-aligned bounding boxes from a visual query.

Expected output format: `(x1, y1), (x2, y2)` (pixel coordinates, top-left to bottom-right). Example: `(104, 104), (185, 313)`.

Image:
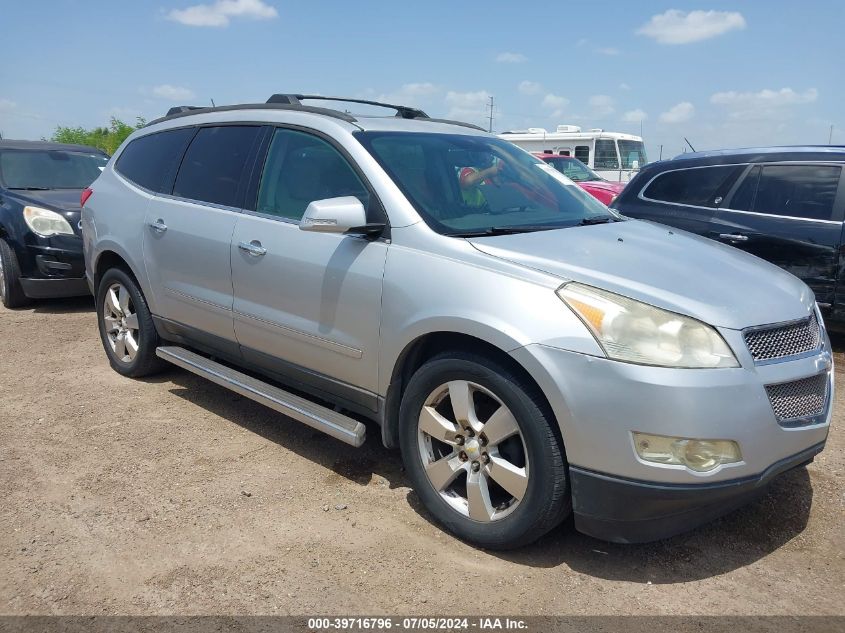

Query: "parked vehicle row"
(0, 140), (108, 307)
(77, 94), (831, 549)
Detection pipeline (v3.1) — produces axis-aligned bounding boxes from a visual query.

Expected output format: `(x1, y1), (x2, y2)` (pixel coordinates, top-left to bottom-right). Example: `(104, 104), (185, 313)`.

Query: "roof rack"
(267, 94), (428, 119)
(148, 93), (486, 132)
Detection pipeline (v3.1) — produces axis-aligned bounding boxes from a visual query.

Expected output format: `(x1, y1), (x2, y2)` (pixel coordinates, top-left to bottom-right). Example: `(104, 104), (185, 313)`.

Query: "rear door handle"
(238, 240), (267, 257)
(719, 233), (748, 243)
(149, 219), (168, 234)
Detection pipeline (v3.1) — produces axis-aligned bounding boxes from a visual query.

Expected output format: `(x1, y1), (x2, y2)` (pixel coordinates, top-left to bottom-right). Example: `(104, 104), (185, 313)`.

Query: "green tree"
(51, 116), (146, 155)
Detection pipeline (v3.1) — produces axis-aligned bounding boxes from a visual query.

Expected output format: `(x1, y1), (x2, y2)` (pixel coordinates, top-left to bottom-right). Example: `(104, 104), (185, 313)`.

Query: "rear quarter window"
(115, 127), (196, 193)
(643, 165), (745, 207)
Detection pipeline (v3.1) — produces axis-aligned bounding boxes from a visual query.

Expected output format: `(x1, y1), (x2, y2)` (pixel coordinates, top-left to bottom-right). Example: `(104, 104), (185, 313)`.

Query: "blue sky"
(1, 0), (842, 159)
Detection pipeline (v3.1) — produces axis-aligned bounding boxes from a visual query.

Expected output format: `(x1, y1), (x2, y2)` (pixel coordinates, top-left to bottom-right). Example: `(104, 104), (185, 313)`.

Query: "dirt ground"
(0, 296), (843, 616)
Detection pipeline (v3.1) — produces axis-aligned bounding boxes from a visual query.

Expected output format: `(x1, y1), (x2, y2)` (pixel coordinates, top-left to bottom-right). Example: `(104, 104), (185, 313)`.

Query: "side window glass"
(256, 129), (370, 221)
(173, 126), (261, 207)
(574, 145), (590, 164)
(728, 166), (760, 211)
(643, 165), (745, 207)
(115, 128), (195, 192)
(753, 165), (841, 221)
(594, 140), (619, 169)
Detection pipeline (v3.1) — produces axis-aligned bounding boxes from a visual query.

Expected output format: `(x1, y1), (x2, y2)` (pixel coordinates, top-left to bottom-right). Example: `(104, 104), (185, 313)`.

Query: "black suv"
(0, 140), (108, 307)
(612, 146), (845, 327)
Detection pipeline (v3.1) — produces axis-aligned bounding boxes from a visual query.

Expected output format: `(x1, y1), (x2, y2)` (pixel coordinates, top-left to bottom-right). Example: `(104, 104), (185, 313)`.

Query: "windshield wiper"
(576, 216), (618, 226)
(8, 186), (52, 191)
(446, 225), (564, 237)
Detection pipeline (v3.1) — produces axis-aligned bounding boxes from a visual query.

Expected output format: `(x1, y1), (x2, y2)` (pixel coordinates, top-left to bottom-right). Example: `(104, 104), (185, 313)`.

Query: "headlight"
(633, 432), (741, 472)
(23, 206), (74, 237)
(558, 282), (738, 368)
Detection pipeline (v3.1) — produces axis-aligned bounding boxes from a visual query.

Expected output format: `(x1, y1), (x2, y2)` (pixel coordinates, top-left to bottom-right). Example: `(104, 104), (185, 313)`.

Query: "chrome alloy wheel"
(417, 380), (529, 522)
(103, 282), (140, 363)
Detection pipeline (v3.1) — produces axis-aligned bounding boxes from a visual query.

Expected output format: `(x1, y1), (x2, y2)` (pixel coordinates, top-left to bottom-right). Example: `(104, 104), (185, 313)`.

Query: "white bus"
(499, 125), (648, 182)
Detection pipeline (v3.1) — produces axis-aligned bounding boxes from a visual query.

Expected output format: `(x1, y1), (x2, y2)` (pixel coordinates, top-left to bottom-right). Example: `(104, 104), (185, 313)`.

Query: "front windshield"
(617, 140), (648, 170)
(355, 131), (616, 236)
(0, 149), (108, 189)
(542, 156), (603, 182)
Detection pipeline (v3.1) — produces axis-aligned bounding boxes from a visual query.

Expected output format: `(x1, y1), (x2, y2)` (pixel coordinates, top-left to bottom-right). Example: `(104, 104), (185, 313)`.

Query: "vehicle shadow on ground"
(30, 296), (94, 314)
(148, 367), (407, 489)
(150, 365), (814, 584)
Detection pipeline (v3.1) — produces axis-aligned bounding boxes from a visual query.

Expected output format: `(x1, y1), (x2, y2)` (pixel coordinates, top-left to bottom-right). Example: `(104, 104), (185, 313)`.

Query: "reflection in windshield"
(542, 157), (603, 182)
(0, 150), (108, 190)
(355, 131), (617, 236)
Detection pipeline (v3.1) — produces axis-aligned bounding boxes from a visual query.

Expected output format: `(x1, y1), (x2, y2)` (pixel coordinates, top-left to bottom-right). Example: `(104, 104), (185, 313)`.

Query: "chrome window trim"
(637, 161), (844, 225)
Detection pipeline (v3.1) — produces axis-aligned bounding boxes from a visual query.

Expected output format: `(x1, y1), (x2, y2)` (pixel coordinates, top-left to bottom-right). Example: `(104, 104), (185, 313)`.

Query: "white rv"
(499, 125), (648, 182)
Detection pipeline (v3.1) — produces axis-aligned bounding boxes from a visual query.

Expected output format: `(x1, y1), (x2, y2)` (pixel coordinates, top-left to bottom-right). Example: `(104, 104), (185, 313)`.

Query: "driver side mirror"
(299, 196), (385, 236)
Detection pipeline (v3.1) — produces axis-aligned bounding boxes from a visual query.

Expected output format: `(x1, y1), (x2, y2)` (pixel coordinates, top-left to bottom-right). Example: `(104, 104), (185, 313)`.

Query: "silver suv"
(82, 94), (832, 548)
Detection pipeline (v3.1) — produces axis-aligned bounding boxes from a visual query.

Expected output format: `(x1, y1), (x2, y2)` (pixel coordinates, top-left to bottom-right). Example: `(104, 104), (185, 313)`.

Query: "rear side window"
(643, 165), (744, 207)
(173, 126), (261, 207)
(115, 128), (195, 192)
(752, 164), (841, 221)
(594, 140), (618, 169)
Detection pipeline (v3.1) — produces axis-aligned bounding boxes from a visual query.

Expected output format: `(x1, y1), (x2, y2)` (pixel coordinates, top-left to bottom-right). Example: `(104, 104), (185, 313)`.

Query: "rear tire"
(0, 238), (31, 309)
(96, 267), (165, 377)
(399, 351), (571, 549)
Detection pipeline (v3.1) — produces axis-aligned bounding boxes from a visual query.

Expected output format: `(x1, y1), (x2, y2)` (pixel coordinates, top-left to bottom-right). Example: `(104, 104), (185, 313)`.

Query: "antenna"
(487, 96), (495, 133)
(684, 137), (696, 152)
(210, 98), (216, 107)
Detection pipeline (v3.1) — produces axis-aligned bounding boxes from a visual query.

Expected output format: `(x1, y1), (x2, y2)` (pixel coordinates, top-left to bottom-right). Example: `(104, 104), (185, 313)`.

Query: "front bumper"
(570, 442), (824, 542)
(20, 276), (90, 299)
(16, 236), (89, 298)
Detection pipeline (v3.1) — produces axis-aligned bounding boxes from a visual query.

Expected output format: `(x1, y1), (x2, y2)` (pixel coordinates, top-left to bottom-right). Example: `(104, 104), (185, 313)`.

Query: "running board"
(156, 346), (366, 447)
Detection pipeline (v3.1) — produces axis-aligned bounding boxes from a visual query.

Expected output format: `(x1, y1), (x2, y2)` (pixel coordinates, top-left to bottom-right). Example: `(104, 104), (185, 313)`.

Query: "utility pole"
(487, 96), (494, 133)
(659, 144), (663, 160)
(829, 125), (834, 144)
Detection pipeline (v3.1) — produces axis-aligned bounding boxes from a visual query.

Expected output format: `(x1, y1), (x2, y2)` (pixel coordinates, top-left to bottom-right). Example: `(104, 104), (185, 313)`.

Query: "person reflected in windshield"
(458, 157), (505, 208)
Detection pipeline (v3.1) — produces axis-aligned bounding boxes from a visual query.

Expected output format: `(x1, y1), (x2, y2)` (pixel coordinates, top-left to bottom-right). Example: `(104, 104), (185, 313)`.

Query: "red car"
(533, 153), (626, 205)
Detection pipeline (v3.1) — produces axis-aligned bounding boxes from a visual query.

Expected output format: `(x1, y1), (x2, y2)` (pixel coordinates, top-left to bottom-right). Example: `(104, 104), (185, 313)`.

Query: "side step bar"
(156, 346), (366, 447)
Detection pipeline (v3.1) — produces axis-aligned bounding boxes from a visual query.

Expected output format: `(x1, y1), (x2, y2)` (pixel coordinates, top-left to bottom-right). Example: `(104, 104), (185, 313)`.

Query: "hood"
(580, 180), (626, 195)
(468, 220), (814, 329)
(13, 189), (83, 213)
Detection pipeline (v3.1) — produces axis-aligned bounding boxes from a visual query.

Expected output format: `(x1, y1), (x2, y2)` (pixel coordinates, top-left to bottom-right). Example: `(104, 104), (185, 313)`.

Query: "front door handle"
(149, 219), (168, 234)
(719, 233), (748, 243)
(238, 240), (267, 257)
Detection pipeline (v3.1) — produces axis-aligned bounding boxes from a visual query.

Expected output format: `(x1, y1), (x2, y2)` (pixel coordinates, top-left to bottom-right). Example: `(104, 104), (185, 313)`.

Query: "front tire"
(399, 352), (571, 549)
(0, 238), (30, 309)
(96, 268), (165, 377)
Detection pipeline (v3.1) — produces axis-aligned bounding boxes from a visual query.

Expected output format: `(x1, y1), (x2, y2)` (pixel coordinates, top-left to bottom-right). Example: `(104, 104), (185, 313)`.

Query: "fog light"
(633, 432), (741, 472)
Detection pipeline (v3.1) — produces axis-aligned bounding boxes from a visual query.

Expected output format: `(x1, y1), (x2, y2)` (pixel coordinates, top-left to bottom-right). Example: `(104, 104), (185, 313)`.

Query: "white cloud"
(518, 81), (542, 96)
(619, 83), (631, 91)
(376, 82), (440, 104)
(0, 99), (16, 110)
(495, 52), (527, 63)
(589, 95), (615, 117)
(710, 87), (818, 107)
(444, 90), (491, 122)
(659, 102), (695, 123)
(541, 94), (569, 110)
(637, 10), (745, 44)
(152, 84), (197, 101)
(622, 109), (648, 123)
(596, 47), (620, 56)
(166, 0), (278, 27)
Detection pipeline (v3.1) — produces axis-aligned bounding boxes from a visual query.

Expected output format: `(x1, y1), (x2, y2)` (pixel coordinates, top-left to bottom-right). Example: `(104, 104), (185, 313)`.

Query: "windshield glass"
(541, 156), (603, 182)
(617, 140), (648, 170)
(0, 149), (108, 189)
(355, 132), (616, 235)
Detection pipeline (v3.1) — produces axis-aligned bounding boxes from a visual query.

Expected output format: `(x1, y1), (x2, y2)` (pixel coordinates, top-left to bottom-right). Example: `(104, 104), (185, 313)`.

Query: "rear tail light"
(80, 188), (93, 207)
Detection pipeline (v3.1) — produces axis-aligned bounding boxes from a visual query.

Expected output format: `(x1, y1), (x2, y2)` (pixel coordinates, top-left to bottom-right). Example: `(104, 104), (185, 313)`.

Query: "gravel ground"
(0, 296), (843, 616)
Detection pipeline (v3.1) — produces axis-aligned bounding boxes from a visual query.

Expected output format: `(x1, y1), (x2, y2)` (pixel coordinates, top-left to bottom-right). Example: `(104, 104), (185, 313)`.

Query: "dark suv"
(0, 140), (108, 307)
(612, 147), (845, 327)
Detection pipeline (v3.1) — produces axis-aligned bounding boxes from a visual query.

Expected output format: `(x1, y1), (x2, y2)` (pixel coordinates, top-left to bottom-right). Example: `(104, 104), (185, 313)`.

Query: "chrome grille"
(765, 373), (828, 426)
(744, 313), (820, 363)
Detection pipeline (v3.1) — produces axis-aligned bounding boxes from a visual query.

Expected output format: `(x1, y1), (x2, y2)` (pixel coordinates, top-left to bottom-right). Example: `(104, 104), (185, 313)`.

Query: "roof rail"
(267, 94), (429, 119)
(165, 105), (204, 116)
(147, 102), (358, 127)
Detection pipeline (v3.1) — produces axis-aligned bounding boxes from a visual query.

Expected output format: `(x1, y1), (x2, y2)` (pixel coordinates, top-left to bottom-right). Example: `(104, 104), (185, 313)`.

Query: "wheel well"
(94, 251), (134, 291)
(382, 332), (557, 449)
